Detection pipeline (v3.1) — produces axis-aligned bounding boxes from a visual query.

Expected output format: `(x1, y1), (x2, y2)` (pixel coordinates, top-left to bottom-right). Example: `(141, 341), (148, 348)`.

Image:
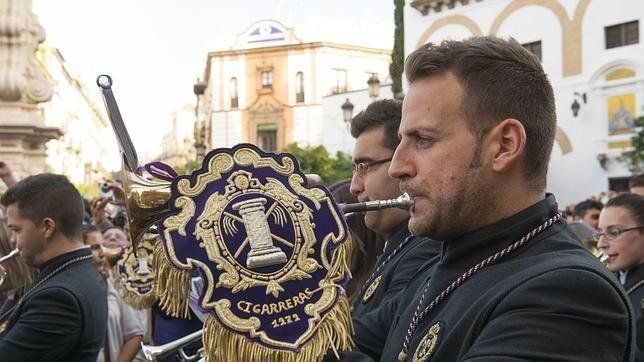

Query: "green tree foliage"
(173, 159), (202, 175)
(621, 116), (644, 172)
(285, 143), (353, 186)
(390, 0), (405, 98)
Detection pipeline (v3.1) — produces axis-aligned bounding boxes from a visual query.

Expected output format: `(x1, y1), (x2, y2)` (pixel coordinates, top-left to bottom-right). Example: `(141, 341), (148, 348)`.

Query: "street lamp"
(367, 74), (380, 100)
(341, 98), (354, 124)
(571, 92), (587, 117)
(193, 79), (207, 159)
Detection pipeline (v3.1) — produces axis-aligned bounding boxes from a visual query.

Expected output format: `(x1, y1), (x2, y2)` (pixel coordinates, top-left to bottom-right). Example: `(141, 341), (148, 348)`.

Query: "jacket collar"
(624, 262), (644, 292)
(37, 247), (92, 277)
(441, 194), (560, 267)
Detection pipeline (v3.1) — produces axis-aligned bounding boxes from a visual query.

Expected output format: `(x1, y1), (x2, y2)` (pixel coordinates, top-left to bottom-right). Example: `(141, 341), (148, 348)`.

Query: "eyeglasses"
(353, 158), (392, 177)
(592, 226), (644, 241)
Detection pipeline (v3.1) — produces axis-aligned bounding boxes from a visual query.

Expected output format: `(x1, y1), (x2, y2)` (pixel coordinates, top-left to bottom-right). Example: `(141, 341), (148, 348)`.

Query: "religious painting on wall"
(607, 93), (636, 135)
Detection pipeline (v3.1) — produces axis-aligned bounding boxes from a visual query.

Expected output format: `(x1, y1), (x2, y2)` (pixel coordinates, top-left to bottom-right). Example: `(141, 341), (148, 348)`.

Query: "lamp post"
(341, 98), (354, 125)
(571, 92), (587, 118)
(367, 74), (380, 101)
(193, 79), (207, 160)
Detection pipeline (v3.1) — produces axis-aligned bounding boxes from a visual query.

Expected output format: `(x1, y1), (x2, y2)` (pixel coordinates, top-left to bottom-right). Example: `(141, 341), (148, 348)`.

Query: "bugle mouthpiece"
(341, 193), (413, 214)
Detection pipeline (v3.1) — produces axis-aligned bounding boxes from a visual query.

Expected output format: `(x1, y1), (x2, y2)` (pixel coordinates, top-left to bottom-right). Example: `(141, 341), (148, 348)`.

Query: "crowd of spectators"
(1, 158), (643, 361)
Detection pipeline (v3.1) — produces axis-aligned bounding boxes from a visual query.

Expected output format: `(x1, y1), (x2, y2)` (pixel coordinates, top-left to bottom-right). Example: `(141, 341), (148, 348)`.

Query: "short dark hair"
(350, 99), (403, 151)
(1, 173), (84, 240)
(81, 223), (100, 244)
(605, 193), (644, 226)
(629, 174), (644, 189)
(405, 36), (556, 190)
(574, 199), (604, 217)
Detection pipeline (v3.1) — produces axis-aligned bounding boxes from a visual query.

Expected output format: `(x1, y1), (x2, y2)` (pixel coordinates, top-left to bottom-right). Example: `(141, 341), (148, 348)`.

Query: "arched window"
(296, 72), (304, 103)
(230, 77), (239, 109)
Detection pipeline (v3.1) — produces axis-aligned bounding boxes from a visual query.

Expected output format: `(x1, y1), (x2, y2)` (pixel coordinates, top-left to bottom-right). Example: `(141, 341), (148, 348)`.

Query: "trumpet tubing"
(141, 329), (203, 361)
(0, 249), (21, 286)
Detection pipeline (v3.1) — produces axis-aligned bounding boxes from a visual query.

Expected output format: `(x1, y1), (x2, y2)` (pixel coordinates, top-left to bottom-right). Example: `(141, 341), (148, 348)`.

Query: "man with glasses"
(348, 99), (439, 359)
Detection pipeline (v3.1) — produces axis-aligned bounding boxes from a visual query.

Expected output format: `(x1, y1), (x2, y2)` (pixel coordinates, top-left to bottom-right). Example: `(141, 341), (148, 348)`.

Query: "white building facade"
(406, 0), (644, 205)
(159, 104), (197, 168)
(38, 46), (119, 187)
(197, 20), (391, 153)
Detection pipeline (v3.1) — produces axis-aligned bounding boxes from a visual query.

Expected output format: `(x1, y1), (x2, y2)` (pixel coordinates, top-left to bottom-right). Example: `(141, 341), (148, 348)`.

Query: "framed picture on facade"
(607, 93), (636, 135)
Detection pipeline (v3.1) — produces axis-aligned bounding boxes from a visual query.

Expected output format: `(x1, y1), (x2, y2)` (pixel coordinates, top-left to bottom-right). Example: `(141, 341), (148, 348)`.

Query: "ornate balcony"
(410, 0), (483, 16)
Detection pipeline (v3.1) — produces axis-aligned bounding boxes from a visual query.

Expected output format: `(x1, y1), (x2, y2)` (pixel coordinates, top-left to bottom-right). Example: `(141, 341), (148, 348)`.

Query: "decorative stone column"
(0, 0), (61, 179)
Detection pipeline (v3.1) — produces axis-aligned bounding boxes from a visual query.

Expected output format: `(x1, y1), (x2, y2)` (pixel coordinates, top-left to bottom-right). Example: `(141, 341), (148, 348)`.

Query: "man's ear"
(488, 119), (526, 173)
(41, 217), (57, 239)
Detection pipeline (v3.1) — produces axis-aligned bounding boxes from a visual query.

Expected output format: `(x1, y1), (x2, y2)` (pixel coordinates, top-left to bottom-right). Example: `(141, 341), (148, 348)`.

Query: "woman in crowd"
(596, 192), (644, 359)
(0, 223), (35, 317)
(82, 224), (145, 362)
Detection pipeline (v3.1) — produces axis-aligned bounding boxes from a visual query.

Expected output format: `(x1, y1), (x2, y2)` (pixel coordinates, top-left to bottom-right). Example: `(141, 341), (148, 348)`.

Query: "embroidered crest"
(113, 235), (156, 309)
(155, 144), (353, 360)
(412, 322), (441, 362)
(362, 275), (382, 304)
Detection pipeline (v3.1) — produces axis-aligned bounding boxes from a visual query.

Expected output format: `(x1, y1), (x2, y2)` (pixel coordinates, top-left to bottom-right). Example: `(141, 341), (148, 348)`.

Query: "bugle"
(141, 329), (203, 361)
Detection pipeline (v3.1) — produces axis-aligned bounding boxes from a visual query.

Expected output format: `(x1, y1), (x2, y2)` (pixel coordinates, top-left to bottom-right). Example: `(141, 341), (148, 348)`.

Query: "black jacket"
(624, 263), (644, 361)
(0, 248), (107, 361)
(352, 221), (440, 359)
(345, 195), (635, 361)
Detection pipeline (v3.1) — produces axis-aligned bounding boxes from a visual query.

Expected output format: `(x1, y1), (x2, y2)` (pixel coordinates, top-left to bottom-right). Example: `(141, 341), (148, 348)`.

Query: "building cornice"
(410, 0), (483, 16)
(202, 42), (390, 85)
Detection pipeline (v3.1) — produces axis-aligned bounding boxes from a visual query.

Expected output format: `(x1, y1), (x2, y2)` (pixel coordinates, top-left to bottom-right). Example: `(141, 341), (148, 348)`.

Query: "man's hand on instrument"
(90, 197), (111, 227)
(105, 180), (126, 205)
(0, 161), (18, 188)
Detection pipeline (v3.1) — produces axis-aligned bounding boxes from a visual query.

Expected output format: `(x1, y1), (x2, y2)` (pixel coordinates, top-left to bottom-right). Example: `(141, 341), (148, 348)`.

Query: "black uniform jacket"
(0, 248), (108, 361)
(352, 221), (440, 317)
(351, 221), (440, 359)
(345, 195), (635, 361)
(624, 263), (644, 361)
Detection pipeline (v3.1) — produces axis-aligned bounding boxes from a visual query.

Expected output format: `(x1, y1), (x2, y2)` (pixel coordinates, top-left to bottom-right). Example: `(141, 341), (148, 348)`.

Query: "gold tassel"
(153, 241), (192, 319)
(202, 241), (354, 361)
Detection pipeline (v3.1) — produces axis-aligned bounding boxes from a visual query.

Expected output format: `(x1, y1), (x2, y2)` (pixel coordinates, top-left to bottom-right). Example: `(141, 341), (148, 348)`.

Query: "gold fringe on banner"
(203, 296), (353, 362)
(153, 241), (192, 319)
(201, 240), (354, 361)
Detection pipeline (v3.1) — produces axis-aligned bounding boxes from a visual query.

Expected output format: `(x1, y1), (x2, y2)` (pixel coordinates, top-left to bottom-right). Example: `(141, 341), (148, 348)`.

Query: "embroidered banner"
(155, 144), (353, 360)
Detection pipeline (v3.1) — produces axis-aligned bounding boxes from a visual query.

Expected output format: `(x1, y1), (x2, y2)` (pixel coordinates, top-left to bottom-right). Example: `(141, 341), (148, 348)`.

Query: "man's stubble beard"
(408, 145), (496, 239)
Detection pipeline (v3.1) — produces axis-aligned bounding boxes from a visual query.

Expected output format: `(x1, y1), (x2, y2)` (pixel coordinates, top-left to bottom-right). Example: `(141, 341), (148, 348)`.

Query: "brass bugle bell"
(341, 193), (413, 214)
(121, 166), (171, 251)
(141, 329), (203, 361)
